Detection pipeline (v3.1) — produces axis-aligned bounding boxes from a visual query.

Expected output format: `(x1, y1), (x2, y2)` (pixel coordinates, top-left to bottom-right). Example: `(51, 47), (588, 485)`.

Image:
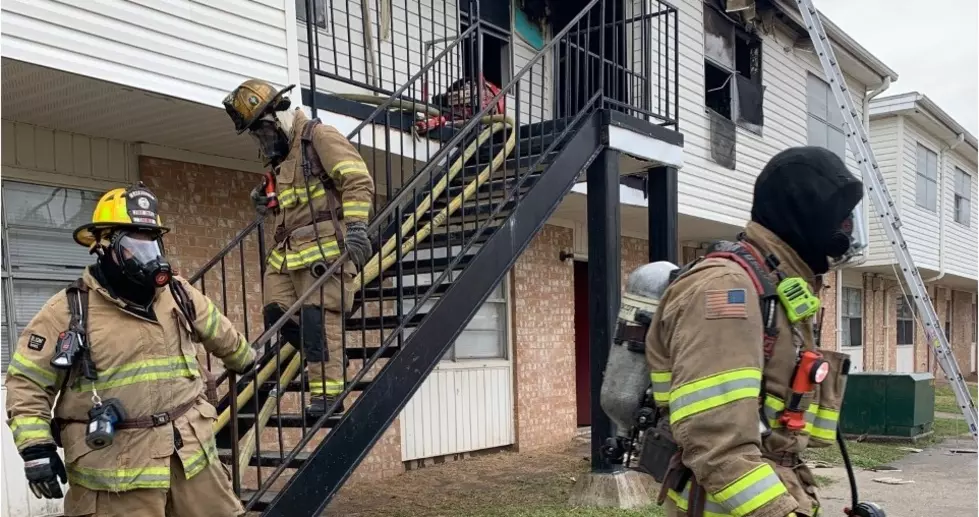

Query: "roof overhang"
(871, 92), (979, 167)
(768, 0), (899, 89)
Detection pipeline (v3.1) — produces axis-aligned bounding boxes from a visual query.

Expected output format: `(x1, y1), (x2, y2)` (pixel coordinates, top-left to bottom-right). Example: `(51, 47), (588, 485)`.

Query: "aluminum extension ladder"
(795, 0), (979, 443)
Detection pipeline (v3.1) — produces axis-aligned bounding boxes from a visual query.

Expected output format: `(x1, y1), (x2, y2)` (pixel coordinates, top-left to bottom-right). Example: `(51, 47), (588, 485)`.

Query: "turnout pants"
(63, 452), (243, 517)
(263, 263), (355, 397)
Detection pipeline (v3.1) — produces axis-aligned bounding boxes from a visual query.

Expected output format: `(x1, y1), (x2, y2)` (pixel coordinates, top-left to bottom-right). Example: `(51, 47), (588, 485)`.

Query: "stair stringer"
(261, 110), (607, 517)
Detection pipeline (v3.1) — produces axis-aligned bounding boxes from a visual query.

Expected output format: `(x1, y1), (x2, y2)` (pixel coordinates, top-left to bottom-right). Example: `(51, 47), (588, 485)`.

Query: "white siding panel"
(1, 120), (137, 190)
(945, 152), (978, 278)
(898, 120), (941, 270)
(400, 364), (514, 461)
(1, 0), (291, 109)
(866, 116), (903, 265)
(636, 0), (868, 226)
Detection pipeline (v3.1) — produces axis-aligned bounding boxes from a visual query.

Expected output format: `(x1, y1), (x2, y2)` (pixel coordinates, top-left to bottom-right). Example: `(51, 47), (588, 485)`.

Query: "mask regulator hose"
(837, 424), (886, 517)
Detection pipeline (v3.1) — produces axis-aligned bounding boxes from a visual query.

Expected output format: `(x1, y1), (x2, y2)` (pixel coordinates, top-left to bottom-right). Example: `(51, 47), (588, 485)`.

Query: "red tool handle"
(264, 172), (278, 209)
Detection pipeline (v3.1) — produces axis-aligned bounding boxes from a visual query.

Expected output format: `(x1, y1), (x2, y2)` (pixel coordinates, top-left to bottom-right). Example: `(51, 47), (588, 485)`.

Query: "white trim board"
(607, 125), (684, 169)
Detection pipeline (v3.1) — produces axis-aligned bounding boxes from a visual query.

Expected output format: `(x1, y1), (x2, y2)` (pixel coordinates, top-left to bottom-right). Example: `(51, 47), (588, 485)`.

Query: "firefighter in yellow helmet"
(4, 183), (254, 516)
(223, 78), (375, 418)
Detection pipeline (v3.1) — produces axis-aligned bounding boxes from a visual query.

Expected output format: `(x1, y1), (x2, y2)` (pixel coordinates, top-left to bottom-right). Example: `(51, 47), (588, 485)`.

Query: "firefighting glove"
(344, 221), (372, 268)
(250, 184), (270, 215)
(21, 443), (67, 500)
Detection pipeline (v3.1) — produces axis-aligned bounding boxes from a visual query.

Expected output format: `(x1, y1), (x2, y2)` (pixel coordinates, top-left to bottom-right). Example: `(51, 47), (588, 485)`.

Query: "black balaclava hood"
(751, 146), (864, 276)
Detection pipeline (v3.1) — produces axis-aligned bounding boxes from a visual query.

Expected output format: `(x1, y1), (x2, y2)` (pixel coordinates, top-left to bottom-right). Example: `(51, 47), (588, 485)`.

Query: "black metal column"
(587, 148), (620, 472)
(646, 166), (678, 264)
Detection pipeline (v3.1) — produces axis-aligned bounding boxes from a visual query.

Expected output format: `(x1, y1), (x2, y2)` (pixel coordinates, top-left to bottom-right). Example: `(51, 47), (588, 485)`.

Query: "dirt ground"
(325, 431), (663, 517)
(324, 423), (976, 517)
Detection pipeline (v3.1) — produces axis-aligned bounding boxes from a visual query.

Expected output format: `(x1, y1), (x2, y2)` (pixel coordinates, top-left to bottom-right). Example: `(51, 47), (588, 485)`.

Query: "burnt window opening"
(460, 21), (511, 88)
(702, 1), (765, 136)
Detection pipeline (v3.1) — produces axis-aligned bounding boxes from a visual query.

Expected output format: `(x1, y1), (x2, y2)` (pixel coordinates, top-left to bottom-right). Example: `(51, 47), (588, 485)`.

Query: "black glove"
(344, 221), (372, 268)
(250, 184), (270, 215)
(21, 443), (67, 499)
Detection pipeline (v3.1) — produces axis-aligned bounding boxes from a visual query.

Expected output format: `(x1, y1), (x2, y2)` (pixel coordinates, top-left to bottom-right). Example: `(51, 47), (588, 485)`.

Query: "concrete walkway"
(814, 438), (977, 517)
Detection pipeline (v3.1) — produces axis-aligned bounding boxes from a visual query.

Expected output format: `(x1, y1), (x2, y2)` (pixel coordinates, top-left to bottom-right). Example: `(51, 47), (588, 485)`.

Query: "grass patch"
(803, 417), (971, 469)
(460, 506), (667, 517)
(934, 383), (979, 414)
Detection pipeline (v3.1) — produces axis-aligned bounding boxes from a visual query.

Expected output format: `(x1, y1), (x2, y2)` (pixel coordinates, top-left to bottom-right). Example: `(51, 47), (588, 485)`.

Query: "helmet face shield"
(111, 231), (173, 288)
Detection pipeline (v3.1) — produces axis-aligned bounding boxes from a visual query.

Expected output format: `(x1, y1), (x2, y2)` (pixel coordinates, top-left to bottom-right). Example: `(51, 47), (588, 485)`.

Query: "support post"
(587, 148), (621, 473)
(646, 166), (678, 264)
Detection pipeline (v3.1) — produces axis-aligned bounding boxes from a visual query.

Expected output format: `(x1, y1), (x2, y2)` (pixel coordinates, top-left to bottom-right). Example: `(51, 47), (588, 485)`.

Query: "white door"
(896, 345), (914, 373)
(841, 347), (864, 373)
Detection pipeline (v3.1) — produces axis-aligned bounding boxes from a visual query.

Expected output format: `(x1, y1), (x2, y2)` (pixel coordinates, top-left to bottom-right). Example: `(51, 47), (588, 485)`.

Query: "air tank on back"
(600, 260), (678, 447)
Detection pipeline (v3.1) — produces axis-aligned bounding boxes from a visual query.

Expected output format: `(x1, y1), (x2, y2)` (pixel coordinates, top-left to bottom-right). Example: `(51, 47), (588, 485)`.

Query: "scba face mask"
(111, 232), (173, 288)
(249, 114), (291, 167)
(827, 195), (869, 271)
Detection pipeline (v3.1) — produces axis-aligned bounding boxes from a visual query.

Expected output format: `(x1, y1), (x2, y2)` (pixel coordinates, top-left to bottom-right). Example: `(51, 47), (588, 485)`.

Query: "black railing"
(302, 0), (679, 129)
(188, 0), (680, 513)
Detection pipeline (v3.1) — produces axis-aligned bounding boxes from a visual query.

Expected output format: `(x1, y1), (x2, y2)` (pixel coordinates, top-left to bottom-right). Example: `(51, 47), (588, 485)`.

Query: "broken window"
(460, 24), (511, 87)
(702, 2), (764, 133)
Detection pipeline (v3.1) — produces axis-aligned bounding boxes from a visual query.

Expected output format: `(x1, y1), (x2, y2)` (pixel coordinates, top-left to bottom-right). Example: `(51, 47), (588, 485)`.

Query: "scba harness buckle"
(151, 413), (171, 427)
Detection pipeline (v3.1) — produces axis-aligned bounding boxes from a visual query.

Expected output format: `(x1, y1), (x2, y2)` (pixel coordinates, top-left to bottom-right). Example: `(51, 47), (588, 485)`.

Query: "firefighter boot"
(304, 394), (345, 420)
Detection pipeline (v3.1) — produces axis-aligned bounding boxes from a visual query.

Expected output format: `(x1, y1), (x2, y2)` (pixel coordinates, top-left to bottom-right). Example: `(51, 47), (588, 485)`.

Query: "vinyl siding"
(945, 151), (978, 278)
(297, 1), (551, 123)
(0, 0), (291, 109)
(898, 119), (942, 270)
(650, 0), (868, 226)
(866, 115), (903, 265)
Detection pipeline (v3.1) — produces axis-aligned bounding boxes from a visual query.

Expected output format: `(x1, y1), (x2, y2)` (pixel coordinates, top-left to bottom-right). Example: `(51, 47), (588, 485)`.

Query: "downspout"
(925, 131), (966, 282)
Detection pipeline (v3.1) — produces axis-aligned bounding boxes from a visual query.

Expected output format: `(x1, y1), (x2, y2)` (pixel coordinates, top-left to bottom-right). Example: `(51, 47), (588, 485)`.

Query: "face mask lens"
(117, 234), (163, 263)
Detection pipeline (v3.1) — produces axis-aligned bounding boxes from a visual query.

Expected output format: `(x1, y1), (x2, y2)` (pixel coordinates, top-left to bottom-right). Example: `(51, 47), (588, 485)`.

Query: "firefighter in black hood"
(644, 146), (865, 517)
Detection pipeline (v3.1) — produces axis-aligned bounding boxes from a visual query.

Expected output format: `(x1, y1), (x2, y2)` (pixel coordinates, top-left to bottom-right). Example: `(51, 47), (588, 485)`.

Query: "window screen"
(806, 73), (846, 163)
(954, 167), (972, 226)
(896, 296), (915, 346)
(841, 287), (862, 348)
(2, 181), (101, 371)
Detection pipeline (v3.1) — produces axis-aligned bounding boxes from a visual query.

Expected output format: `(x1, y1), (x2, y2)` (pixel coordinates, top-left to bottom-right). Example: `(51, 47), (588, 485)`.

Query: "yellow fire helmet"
(223, 78), (296, 134)
(73, 182), (170, 248)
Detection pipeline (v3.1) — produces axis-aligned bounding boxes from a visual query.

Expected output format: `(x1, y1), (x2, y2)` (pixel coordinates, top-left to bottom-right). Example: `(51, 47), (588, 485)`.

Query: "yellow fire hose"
(214, 96), (517, 446)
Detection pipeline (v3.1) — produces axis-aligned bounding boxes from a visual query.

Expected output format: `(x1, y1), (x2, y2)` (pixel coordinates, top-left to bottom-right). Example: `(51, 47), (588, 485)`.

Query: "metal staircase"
(185, 0), (680, 514)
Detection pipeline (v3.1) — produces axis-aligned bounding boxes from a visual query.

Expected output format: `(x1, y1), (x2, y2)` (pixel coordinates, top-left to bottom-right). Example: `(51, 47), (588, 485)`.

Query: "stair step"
(376, 251), (477, 280)
(346, 311), (426, 331)
(234, 412), (342, 429)
(239, 489), (276, 512)
(356, 280), (452, 302)
(261, 379), (372, 393)
(218, 449), (310, 469)
(445, 173), (540, 200)
(345, 345), (401, 360)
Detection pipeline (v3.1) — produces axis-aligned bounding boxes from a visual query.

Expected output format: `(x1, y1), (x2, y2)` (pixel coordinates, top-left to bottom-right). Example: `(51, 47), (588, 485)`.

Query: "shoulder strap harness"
(297, 117), (346, 244)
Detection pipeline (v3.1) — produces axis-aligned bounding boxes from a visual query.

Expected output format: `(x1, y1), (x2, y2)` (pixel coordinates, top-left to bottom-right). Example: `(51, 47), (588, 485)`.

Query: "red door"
(574, 261), (591, 426)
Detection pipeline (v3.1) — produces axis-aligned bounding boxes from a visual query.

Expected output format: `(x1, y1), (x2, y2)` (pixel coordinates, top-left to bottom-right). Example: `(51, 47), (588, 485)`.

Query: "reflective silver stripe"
(670, 484), (728, 515)
(714, 464), (786, 516)
(669, 374), (761, 423)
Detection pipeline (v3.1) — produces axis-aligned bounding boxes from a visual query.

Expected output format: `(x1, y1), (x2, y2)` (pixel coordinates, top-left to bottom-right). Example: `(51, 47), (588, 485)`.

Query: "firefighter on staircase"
(223, 78), (375, 419)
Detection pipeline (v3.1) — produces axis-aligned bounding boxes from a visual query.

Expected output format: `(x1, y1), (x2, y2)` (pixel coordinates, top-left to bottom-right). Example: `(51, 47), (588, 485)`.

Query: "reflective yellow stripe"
(279, 183), (327, 208)
(763, 395), (834, 439)
(224, 336), (252, 371)
(650, 371), (672, 405)
(9, 416), (53, 448)
(67, 464), (171, 491)
(715, 463), (787, 516)
(332, 160), (369, 177)
(202, 302), (220, 341)
(342, 200), (371, 219)
(70, 356), (199, 391)
(669, 368), (762, 424)
(668, 485), (728, 517)
(811, 407), (839, 441)
(182, 439), (218, 479)
(309, 380), (344, 396)
(8, 352), (59, 388)
(267, 239), (341, 271)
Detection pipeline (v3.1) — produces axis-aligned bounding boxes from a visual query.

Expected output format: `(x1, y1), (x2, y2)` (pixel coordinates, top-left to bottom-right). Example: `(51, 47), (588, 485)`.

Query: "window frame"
(441, 274), (511, 364)
(702, 1), (764, 134)
(954, 167), (972, 226)
(944, 299), (953, 343)
(806, 73), (846, 163)
(896, 295), (916, 347)
(1, 181), (103, 372)
(915, 143), (939, 212)
(296, 0), (329, 31)
(840, 287), (863, 348)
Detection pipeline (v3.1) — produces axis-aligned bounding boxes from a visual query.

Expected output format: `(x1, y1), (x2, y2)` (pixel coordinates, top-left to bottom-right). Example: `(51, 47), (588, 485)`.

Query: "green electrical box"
(839, 372), (935, 440)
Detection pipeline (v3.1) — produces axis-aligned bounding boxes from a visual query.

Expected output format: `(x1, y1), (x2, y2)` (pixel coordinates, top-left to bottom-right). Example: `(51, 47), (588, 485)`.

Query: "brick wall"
(141, 156), (404, 482)
(511, 224), (577, 450)
(818, 274), (839, 351)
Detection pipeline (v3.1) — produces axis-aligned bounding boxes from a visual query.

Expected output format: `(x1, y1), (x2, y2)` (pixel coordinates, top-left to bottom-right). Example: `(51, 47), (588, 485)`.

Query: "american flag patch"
(704, 288), (747, 319)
